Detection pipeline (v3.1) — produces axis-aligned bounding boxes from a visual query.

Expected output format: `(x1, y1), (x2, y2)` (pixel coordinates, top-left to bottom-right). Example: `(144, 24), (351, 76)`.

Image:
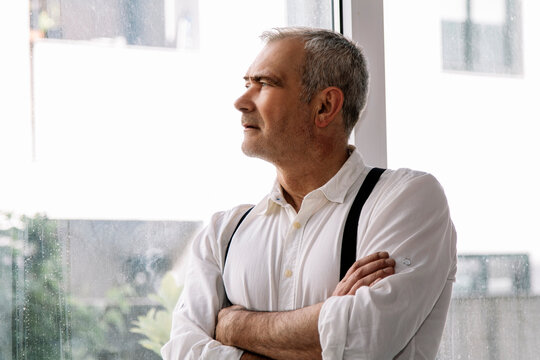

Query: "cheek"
(258, 94), (310, 131)
(259, 106), (287, 127)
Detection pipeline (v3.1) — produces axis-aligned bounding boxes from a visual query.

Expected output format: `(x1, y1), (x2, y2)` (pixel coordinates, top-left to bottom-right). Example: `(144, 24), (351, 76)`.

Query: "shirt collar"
(318, 145), (365, 204)
(254, 181), (288, 215)
(253, 145), (366, 215)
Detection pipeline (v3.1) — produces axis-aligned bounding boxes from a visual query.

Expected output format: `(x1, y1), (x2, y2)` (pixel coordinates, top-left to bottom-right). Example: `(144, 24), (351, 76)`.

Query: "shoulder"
(207, 204), (256, 235)
(202, 203), (256, 249)
(191, 204), (255, 267)
(371, 168), (451, 220)
(380, 168), (441, 190)
(363, 168), (456, 272)
(378, 168), (446, 201)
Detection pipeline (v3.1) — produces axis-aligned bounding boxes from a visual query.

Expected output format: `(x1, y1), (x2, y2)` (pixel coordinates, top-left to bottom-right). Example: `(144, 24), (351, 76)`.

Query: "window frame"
(342, 0), (388, 168)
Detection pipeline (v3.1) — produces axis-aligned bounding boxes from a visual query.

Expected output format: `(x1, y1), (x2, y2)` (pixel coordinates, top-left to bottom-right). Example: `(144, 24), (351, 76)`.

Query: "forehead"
(245, 38), (305, 81)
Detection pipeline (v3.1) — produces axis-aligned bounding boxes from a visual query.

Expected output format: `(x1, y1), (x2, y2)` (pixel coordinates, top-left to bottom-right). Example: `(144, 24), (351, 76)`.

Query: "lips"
(241, 115), (261, 130)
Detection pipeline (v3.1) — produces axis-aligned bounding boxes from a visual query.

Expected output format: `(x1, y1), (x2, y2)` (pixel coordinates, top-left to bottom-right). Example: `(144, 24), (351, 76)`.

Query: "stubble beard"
(240, 112), (314, 165)
(240, 114), (267, 160)
(241, 136), (271, 162)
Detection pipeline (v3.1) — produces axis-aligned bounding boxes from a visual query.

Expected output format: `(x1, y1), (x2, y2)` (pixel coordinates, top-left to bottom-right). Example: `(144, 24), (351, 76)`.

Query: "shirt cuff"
(318, 295), (354, 360)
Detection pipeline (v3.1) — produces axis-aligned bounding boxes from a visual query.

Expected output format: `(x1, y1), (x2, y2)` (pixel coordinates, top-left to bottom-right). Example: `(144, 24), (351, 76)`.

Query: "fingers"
(348, 266), (395, 295)
(342, 251), (389, 279)
(333, 251), (395, 296)
(355, 257), (395, 280)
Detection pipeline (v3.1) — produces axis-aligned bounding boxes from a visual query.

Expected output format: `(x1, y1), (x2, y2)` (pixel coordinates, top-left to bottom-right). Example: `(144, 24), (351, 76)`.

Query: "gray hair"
(260, 27), (369, 135)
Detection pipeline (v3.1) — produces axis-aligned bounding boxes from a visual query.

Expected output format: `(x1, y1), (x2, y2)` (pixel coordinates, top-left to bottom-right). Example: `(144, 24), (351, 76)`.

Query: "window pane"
(1, 1), (334, 358)
(385, 0), (539, 357)
(440, 0), (522, 74)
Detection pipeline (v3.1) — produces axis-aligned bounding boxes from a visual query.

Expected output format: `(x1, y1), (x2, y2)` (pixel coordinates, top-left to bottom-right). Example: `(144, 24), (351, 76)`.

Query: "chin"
(241, 143), (272, 162)
(241, 144), (260, 158)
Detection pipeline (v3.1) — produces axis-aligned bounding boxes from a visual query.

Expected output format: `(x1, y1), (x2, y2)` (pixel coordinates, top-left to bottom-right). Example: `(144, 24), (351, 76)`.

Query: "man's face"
(234, 38), (315, 164)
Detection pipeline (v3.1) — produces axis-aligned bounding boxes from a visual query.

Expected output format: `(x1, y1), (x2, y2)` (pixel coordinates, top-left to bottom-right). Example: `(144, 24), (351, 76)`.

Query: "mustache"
(241, 114), (261, 127)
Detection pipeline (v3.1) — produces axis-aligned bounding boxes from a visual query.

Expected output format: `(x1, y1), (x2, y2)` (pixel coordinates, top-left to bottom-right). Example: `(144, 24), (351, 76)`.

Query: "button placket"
(277, 218), (303, 310)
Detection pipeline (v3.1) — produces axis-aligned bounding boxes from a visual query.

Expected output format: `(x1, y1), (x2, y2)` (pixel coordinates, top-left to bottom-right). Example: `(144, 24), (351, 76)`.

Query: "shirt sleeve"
(161, 207), (251, 360)
(318, 171), (457, 359)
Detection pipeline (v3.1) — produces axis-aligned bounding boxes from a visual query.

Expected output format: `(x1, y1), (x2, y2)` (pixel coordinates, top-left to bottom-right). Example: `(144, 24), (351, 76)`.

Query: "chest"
(223, 207), (349, 311)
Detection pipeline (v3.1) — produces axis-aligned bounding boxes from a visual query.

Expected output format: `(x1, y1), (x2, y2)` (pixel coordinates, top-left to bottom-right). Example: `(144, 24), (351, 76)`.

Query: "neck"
(276, 145), (350, 212)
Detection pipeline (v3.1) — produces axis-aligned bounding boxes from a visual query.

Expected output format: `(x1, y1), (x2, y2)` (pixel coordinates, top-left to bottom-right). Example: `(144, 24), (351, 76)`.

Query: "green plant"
(130, 271), (182, 354)
(13, 214), (73, 359)
(2, 213), (138, 359)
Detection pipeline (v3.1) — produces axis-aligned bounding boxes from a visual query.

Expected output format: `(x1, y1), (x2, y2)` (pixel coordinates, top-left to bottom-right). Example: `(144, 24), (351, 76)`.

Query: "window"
(384, 0), (540, 357)
(1, 1), (335, 358)
(3, 0), (538, 358)
(441, 0), (523, 74)
(29, 0), (200, 48)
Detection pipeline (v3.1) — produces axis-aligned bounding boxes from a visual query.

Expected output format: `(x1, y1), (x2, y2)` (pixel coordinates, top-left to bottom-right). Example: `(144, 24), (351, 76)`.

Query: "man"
(162, 27), (456, 359)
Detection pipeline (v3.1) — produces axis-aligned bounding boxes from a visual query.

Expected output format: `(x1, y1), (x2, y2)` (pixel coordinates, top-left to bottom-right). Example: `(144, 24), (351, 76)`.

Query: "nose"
(234, 88), (255, 113)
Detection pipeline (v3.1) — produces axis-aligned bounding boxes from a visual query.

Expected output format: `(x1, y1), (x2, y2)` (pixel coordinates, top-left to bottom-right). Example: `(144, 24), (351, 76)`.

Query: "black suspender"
(223, 207), (253, 305)
(340, 167), (385, 279)
(224, 207), (253, 271)
(224, 167), (386, 283)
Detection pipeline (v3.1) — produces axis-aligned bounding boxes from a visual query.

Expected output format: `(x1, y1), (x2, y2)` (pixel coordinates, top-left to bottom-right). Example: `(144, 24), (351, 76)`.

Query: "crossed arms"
(161, 173), (457, 359)
(215, 252), (396, 359)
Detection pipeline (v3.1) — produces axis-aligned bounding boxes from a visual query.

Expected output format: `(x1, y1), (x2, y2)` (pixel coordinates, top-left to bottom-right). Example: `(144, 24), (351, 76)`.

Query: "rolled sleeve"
(161, 207), (252, 360)
(319, 172), (457, 359)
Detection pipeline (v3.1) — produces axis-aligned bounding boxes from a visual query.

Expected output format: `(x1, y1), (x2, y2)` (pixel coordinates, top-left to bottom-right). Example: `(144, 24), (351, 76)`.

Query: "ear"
(314, 87), (344, 129)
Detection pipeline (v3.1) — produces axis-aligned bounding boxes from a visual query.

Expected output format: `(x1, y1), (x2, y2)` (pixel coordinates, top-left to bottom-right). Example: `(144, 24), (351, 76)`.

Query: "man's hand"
(216, 308), (271, 359)
(215, 305), (245, 346)
(332, 251), (395, 296)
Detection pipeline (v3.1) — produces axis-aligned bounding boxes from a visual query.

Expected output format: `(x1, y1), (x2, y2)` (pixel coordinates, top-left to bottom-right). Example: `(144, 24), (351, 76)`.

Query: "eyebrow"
(243, 74), (283, 87)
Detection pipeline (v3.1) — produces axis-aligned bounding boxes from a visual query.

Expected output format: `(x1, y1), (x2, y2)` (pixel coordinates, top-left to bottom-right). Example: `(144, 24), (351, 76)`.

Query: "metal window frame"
(339, 0), (388, 168)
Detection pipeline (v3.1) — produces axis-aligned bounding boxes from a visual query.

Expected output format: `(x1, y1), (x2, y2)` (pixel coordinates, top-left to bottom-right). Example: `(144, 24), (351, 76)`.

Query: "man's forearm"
(215, 252), (395, 358)
(240, 351), (272, 359)
(216, 303), (323, 360)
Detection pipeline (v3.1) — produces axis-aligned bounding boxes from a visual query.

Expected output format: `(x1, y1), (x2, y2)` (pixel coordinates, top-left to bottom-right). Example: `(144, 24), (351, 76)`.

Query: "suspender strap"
(340, 167), (385, 280)
(224, 207), (253, 270)
(223, 207), (253, 305)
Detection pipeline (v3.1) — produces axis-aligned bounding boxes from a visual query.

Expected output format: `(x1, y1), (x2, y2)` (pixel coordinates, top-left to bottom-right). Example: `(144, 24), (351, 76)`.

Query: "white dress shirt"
(161, 148), (457, 359)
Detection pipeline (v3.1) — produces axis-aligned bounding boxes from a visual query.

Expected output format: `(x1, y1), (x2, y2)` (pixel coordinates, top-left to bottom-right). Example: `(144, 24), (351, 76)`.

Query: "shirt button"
(284, 269), (293, 278)
(292, 222), (301, 229)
